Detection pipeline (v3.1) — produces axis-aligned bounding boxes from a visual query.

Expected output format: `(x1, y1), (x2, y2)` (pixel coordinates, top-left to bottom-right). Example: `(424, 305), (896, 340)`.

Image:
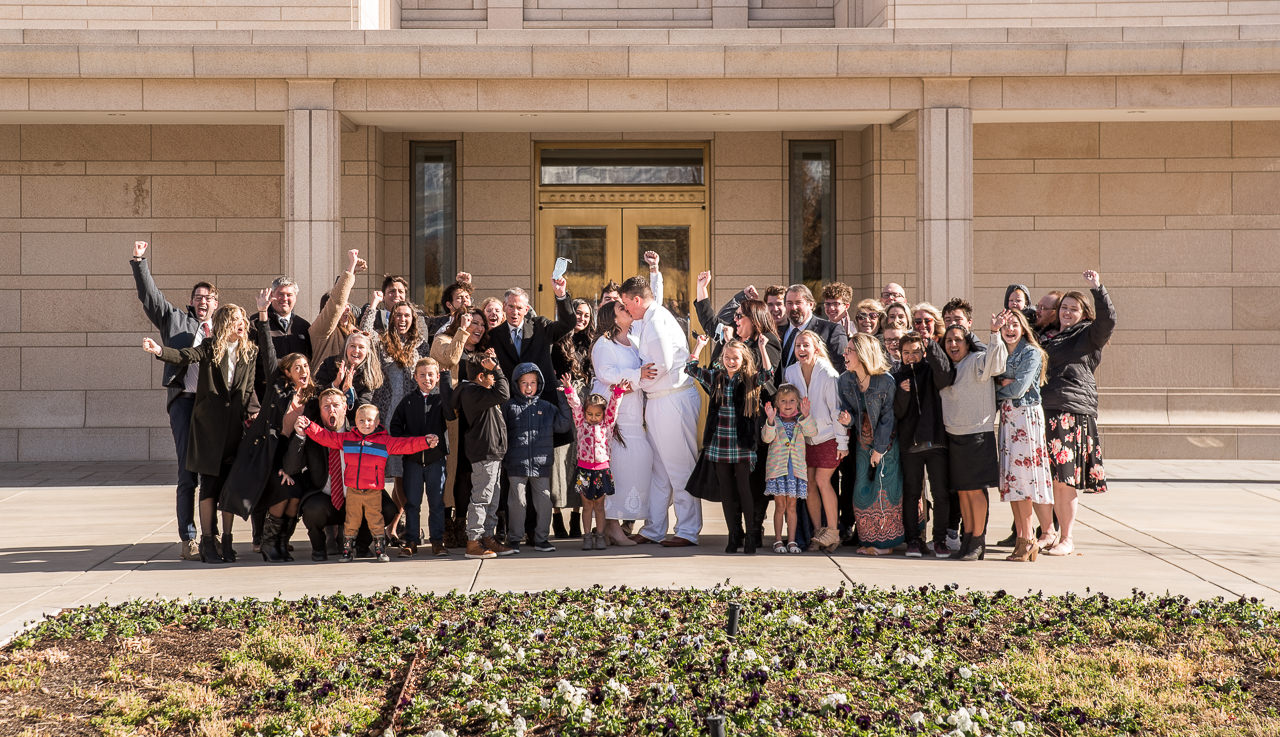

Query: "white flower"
(567, 646), (579, 658)
(457, 673), (475, 686)
(482, 659), (495, 672)
(607, 678), (631, 699)
(551, 608), (567, 623)
(909, 712), (925, 725)
(498, 642), (514, 655)
(786, 614), (806, 628)
(1012, 721), (1026, 734)
(581, 707), (594, 723)
(820, 692), (848, 709)
(539, 696), (552, 710)
(891, 603), (906, 617)
(921, 647), (935, 663)
(424, 731), (451, 737)
(959, 666), (973, 679)
(464, 699), (483, 711)
(513, 715), (527, 737)
(494, 698), (512, 716)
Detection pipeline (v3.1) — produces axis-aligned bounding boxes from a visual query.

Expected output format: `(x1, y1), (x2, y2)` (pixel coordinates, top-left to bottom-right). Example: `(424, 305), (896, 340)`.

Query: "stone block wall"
(524, 0), (713, 28)
(0, 1), (355, 30)
(749, 0), (835, 28)
(401, 0), (487, 28)
(970, 120), (1280, 458)
(0, 123), (284, 462)
(883, 0), (1280, 28)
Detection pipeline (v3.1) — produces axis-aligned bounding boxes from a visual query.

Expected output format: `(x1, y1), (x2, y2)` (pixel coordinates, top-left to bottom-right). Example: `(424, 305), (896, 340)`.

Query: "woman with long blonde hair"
(143, 292), (277, 564)
(782, 330), (845, 553)
(837, 333), (903, 556)
(314, 330), (385, 424)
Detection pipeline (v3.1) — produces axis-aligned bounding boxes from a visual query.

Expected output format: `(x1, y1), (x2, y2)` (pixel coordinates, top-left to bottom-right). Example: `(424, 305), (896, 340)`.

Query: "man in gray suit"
(129, 239), (218, 561)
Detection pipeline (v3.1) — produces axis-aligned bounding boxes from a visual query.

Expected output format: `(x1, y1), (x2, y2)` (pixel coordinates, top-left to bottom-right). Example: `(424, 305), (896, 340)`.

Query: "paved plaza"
(2, 459), (1278, 644)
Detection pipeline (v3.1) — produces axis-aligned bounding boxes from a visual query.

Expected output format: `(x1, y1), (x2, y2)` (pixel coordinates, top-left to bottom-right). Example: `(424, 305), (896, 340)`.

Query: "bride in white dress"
(590, 300), (651, 547)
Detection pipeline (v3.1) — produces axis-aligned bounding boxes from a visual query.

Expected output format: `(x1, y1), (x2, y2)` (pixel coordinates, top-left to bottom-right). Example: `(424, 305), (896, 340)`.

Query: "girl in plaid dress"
(686, 336), (771, 554)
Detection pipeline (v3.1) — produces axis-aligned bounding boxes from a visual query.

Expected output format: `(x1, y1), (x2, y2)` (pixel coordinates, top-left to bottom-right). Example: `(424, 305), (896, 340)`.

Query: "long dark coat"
(156, 324), (276, 476)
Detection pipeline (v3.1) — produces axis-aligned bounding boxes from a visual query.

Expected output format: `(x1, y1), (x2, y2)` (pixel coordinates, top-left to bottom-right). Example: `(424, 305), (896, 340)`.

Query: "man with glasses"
(880, 282), (907, 308)
(821, 282), (855, 338)
(129, 240), (219, 561)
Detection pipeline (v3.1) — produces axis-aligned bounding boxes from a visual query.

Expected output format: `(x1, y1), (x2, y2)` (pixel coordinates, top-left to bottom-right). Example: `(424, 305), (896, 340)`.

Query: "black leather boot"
(950, 532), (973, 560)
(961, 532), (986, 561)
(279, 516), (298, 561)
(552, 510), (568, 539)
(220, 533), (237, 563)
(199, 535), (224, 564)
(339, 536), (355, 563)
(568, 509), (582, 538)
(260, 515), (285, 562)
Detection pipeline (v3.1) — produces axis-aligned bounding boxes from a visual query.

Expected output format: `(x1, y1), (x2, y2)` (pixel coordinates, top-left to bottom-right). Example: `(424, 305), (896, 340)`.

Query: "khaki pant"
(344, 487), (385, 537)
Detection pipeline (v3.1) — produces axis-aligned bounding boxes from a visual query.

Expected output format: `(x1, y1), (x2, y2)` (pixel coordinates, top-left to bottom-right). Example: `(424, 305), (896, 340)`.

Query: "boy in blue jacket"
(390, 357), (454, 558)
(503, 362), (572, 552)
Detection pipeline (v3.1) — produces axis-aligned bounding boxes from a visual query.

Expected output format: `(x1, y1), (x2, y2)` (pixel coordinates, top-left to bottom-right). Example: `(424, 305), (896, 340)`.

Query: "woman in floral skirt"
(995, 310), (1054, 562)
(1040, 270), (1116, 557)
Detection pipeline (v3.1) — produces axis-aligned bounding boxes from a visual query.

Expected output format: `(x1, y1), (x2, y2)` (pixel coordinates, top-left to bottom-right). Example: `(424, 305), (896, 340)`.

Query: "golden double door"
(533, 206), (708, 327)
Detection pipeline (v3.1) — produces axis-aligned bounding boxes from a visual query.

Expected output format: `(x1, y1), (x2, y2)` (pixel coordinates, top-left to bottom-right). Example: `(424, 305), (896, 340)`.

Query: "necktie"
(328, 447), (344, 509)
(512, 327), (522, 354)
(280, 317), (289, 332)
(782, 327), (797, 366)
(202, 323), (211, 338)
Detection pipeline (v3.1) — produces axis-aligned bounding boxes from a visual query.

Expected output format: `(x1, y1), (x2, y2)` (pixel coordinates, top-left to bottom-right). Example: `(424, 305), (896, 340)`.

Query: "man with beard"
(284, 388), (399, 560)
(776, 284), (847, 383)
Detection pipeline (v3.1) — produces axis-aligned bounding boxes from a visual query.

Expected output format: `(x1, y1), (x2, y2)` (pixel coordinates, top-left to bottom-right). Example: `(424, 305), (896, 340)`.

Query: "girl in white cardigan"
(782, 330), (847, 552)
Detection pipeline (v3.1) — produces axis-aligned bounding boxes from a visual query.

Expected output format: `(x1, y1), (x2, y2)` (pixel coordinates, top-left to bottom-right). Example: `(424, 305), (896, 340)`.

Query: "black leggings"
(900, 447), (951, 545)
(715, 460), (754, 543)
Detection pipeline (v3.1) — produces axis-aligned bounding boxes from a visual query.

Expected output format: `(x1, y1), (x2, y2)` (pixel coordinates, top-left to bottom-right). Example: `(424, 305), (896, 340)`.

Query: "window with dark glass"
(410, 142), (458, 312)
(788, 141), (835, 293)
(540, 147), (704, 185)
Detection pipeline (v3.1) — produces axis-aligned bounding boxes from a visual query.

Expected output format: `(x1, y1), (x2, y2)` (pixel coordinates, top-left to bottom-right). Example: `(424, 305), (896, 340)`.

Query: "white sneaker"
(946, 529), (961, 552)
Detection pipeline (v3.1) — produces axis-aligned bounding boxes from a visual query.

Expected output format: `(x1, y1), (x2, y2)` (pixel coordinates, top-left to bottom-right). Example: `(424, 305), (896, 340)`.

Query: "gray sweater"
(939, 334), (1009, 436)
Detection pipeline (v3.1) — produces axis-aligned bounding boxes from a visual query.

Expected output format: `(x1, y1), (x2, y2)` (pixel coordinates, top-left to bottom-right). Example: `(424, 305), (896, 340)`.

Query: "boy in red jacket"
(298, 403), (437, 562)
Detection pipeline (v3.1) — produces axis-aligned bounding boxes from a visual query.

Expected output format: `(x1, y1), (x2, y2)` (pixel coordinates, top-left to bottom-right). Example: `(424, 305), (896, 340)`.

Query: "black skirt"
(946, 431), (998, 491)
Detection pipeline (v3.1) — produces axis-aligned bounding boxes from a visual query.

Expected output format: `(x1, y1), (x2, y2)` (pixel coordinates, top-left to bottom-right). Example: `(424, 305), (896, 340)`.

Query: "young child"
(451, 350), (513, 560)
(298, 404), (435, 562)
(562, 375), (627, 551)
(390, 357), (454, 558)
(503, 362), (572, 553)
(685, 336), (768, 555)
(762, 384), (818, 554)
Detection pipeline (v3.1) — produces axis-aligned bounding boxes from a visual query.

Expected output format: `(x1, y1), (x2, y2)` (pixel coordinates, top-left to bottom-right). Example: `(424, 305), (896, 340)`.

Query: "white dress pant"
(639, 385), (703, 543)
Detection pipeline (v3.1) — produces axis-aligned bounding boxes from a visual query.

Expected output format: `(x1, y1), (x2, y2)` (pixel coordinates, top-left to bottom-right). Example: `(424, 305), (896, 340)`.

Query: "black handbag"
(219, 413), (278, 520)
(685, 449), (723, 502)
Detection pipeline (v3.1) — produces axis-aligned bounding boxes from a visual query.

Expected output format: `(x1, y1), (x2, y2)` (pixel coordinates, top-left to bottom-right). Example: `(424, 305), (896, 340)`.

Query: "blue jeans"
(168, 394), (198, 541)
(402, 458), (447, 545)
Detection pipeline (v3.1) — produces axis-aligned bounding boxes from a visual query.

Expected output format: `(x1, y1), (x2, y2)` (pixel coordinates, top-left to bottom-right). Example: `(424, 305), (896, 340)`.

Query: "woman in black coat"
(1041, 270), (1116, 558)
(222, 351), (315, 562)
(313, 331), (384, 425)
(143, 290), (276, 564)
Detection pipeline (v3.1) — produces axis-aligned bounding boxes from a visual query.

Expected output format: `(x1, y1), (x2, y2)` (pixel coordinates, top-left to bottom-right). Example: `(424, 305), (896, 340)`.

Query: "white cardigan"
(783, 358), (848, 452)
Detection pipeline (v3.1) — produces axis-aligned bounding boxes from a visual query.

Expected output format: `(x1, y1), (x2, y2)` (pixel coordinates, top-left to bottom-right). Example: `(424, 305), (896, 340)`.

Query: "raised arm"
(309, 250), (359, 343)
(1084, 272), (1116, 351)
(129, 241), (185, 331)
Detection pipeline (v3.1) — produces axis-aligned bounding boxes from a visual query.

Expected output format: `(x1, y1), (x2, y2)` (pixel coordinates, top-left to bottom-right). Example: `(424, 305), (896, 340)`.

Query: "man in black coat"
(487, 279), (575, 404)
(254, 276), (312, 359)
(284, 388), (399, 561)
(129, 239), (218, 561)
(776, 284), (848, 383)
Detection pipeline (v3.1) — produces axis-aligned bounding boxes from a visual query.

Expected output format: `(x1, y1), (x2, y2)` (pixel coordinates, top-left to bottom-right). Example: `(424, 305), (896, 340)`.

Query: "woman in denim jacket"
(995, 310), (1055, 563)
(836, 333), (902, 556)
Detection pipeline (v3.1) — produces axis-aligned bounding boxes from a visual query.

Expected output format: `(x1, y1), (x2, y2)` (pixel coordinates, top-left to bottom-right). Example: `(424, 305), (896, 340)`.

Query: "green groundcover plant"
(2, 584), (1277, 736)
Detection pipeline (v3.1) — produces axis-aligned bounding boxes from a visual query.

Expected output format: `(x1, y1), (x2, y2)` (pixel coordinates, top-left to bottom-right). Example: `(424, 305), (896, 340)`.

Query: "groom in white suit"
(617, 275), (703, 547)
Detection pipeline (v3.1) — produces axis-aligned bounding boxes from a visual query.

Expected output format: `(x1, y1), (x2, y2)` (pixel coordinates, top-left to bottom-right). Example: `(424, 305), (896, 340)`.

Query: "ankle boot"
(950, 532), (973, 560)
(339, 536), (355, 563)
(372, 535), (391, 563)
(552, 510), (568, 539)
(279, 516), (298, 561)
(260, 515), (285, 562)
(568, 510), (582, 538)
(220, 533), (237, 563)
(199, 535), (224, 564)
(961, 532), (986, 561)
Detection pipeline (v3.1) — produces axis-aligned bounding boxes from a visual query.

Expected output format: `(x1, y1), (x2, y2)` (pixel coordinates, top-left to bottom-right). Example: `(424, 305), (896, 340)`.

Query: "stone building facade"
(0, 0), (1277, 461)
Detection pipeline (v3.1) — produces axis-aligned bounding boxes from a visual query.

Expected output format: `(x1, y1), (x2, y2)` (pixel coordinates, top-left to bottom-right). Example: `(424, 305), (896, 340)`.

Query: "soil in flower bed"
(1, 585), (1277, 737)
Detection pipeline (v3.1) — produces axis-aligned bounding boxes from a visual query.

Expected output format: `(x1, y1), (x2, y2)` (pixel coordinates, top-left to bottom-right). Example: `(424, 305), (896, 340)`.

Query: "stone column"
(285, 80), (342, 319)
(916, 106), (973, 307)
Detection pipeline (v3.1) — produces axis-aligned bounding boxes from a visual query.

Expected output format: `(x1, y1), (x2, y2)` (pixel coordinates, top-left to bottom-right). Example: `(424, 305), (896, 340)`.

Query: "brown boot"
(1005, 537), (1038, 562)
(431, 542), (448, 557)
(482, 536), (517, 556)
(465, 539), (496, 559)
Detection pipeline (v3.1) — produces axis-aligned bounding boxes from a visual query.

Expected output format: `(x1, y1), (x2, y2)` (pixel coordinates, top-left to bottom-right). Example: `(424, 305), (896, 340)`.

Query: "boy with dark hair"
(451, 350), (514, 559)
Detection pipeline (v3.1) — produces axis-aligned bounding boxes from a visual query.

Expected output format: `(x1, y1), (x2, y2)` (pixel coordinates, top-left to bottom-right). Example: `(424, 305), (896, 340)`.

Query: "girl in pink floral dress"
(561, 375), (628, 551)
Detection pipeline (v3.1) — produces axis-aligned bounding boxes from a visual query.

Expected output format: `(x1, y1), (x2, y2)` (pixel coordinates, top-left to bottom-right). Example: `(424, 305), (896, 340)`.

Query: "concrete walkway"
(2, 459), (1278, 643)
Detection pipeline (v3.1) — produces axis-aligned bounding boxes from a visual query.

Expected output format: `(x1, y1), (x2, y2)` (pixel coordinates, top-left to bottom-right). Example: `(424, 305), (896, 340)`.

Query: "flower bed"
(2, 585), (1278, 736)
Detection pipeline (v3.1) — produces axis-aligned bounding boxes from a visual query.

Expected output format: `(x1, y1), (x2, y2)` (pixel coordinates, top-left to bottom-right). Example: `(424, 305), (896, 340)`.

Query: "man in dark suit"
(130, 239), (218, 562)
(254, 276), (312, 359)
(488, 279), (574, 403)
(776, 284), (848, 383)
